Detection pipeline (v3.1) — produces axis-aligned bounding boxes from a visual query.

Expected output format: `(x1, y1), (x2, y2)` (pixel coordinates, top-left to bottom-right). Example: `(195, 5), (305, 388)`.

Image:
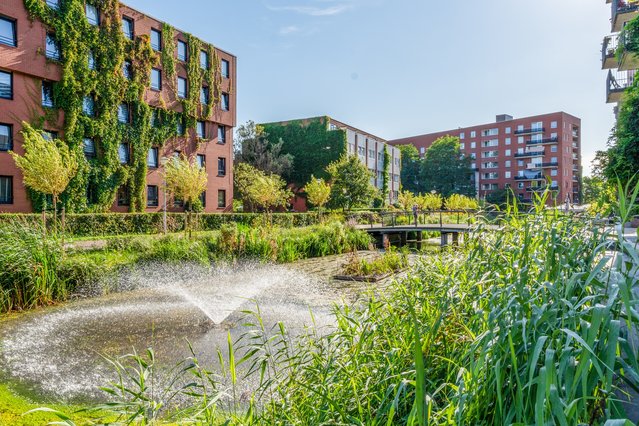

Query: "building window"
(147, 147), (158, 168)
(200, 86), (209, 105)
(221, 93), (229, 111)
(117, 185), (130, 206)
(0, 124), (11, 151)
(218, 125), (226, 144)
(149, 109), (159, 127)
(200, 50), (209, 69)
(505, 137), (511, 145)
(118, 142), (129, 164)
(459, 142), (465, 150)
(505, 127), (511, 134)
(147, 185), (159, 207)
(88, 50), (96, 70)
(0, 17), (17, 47)
(177, 40), (187, 61)
(551, 121), (558, 129)
(217, 190), (226, 208)
(46, 33), (61, 61)
(150, 68), (161, 91)
(505, 160), (511, 168)
(42, 81), (54, 107)
(122, 60), (132, 79)
(217, 157), (226, 176)
(197, 121), (206, 139)
(83, 96), (95, 116)
(118, 103), (129, 124)
(221, 59), (230, 78)
(517, 136), (524, 144)
(419, 147), (425, 155)
(176, 118), (185, 136)
(459, 132), (465, 140)
(482, 128), (498, 137)
(0, 71), (10, 99)
(46, 0), (60, 10)
(368, 149), (375, 159)
(0, 176), (12, 204)
(122, 17), (134, 40)
(42, 130), (58, 141)
(85, 4), (99, 25)
(83, 138), (96, 158)
(505, 171), (511, 179)
(551, 169), (558, 177)
(470, 142), (476, 149)
(470, 131), (476, 138)
(517, 160), (524, 167)
(177, 76), (187, 99)
(505, 149), (511, 156)
(150, 29), (161, 51)
(518, 182), (525, 189)
(196, 154), (205, 169)
(200, 191), (206, 207)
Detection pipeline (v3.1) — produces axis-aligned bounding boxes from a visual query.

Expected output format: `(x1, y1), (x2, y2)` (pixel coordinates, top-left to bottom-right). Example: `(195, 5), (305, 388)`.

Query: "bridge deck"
(357, 224), (497, 234)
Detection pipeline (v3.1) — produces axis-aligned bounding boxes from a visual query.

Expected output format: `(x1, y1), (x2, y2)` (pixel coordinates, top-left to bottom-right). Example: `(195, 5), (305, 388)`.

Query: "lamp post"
(160, 156), (169, 234)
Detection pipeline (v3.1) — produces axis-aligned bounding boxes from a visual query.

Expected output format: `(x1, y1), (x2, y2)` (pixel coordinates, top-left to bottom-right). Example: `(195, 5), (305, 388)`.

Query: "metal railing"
(514, 127), (545, 135)
(613, 0), (639, 30)
(526, 137), (558, 146)
(602, 34), (619, 66)
(515, 151), (544, 158)
(515, 174), (543, 181)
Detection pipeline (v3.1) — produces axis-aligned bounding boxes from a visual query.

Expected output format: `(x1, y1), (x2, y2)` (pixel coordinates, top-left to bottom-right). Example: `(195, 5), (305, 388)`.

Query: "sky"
(125, 0), (613, 176)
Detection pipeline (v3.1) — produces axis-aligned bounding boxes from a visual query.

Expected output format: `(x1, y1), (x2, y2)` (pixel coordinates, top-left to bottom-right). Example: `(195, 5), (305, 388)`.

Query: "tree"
(163, 155), (208, 237)
(421, 136), (474, 197)
(445, 194), (479, 211)
(11, 122), (78, 233)
(234, 163), (292, 213)
(397, 144), (422, 194)
(397, 190), (416, 210)
(305, 176), (331, 214)
(234, 121), (294, 176)
(415, 193), (443, 211)
(326, 155), (377, 211)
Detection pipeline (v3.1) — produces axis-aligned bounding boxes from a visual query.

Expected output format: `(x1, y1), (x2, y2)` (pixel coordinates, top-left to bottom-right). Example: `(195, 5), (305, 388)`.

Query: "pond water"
(0, 255), (386, 403)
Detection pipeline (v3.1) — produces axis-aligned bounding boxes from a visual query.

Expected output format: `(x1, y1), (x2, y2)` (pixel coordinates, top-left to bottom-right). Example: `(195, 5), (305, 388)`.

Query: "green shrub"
(139, 235), (209, 265)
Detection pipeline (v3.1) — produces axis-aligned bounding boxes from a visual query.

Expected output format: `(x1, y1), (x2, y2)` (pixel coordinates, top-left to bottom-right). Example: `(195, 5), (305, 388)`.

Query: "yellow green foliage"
(305, 176), (331, 210)
(163, 155), (208, 208)
(445, 194), (478, 210)
(416, 192), (443, 211)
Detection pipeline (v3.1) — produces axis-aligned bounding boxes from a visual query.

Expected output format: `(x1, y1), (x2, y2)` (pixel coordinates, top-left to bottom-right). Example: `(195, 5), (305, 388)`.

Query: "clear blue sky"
(125, 0), (611, 176)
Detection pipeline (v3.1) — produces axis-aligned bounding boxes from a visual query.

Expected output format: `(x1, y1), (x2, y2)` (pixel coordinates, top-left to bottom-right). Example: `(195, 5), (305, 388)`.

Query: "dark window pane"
(83, 96), (95, 116)
(85, 4), (99, 25)
(151, 29), (161, 51)
(200, 50), (208, 69)
(117, 185), (130, 206)
(147, 185), (158, 207)
(83, 138), (96, 158)
(217, 157), (226, 176)
(0, 176), (13, 204)
(196, 121), (205, 138)
(118, 143), (129, 164)
(0, 71), (11, 99)
(176, 119), (184, 136)
(217, 125), (226, 144)
(200, 191), (206, 207)
(147, 147), (158, 167)
(177, 77), (187, 98)
(46, 0), (60, 10)
(122, 17), (134, 40)
(42, 81), (54, 107)
(0, 124), (11, 151)
(196, 154), (205, 169)
(200, 86), (209, 105)
(46, 33), (61, 60)
(217, 190), (226, 208)
(221, 59), (229, 78)
(177, 40), (187, 61)
(221, 93), (229, 111)
(42, 130), (58, 141)
(118, 103), (129, 123)
(88, 51), (96, 70)
(0, 17), (16, 47)
(123, 60), (132, 79)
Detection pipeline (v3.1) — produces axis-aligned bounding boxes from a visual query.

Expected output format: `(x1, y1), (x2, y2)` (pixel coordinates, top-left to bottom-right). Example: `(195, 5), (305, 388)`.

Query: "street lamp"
(160, 156), (169, 235)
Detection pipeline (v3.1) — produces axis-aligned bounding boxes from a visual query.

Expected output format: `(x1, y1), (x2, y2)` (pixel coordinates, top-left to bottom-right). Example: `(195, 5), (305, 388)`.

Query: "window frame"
(117, 103), (130, 124)
(82, 95), (95, 116)
(85, 4), (100, 26)
(217, 189), (226, 209)
(221, 59), (230, 78)
(122, 16), (134, 40)
(217, 125), (226, 144)
(146, 185), (159, 207)
(150, 68), (162, 91)
(150, 29), (162, 51)
(0, 70), (11, 100)
(0, 123), (12, 151)
(117, 185), (130, 206)
(0, 175), (13, 204)
(217, 157), (226, 177)
(41, 81), (54, 108)
(196, 154), (206, 169)
(196, 121), (206, 139)
(200, 50), (209, 69)
(200, 86), (209, 105)
(177, 40), (187, 61)
(147, 146), (159, 168)
(118, 142), (129, 164)
(221, 93), (229, 111)
(0, 16), (17, 48)
(83, 138), (96, 159)
(177, 76), (187, 99)
(45, 33), (61, 61)
(123, 60), (132, 80)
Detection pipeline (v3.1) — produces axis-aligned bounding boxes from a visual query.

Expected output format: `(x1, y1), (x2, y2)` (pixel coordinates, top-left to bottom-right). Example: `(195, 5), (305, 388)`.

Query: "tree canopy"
(397, 144), (422, 194)
(234, 163), (292, 212)
(305, 176), (331, 211)
(326, 155), (377, 210)
(421, 136), (474, 197)
(234, 121), (294, 176)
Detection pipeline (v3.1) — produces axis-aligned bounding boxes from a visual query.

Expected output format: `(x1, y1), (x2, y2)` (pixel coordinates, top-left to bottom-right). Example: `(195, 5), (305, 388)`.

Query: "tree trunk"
(52, 195), (58, 235)
(42, 198), (47, 238)
(61, 206), (66, 249)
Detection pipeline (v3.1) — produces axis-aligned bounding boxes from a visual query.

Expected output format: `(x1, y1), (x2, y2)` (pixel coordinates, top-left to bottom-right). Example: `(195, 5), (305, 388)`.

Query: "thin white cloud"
(267, 3), (353, 16)
(279, 25), (301, 35)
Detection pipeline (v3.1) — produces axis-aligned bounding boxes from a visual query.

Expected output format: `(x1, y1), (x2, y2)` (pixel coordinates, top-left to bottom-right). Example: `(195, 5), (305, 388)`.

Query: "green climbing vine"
(22, 0), (223, 212)
(382, 145), (390, 205)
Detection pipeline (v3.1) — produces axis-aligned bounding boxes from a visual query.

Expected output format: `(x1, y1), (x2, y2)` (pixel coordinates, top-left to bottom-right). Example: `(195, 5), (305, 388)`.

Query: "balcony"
(526, 137), (558, 146)
(514, 127), (545, 135)
(514, 150), (544, 158)
(602, 34), (619, 69)
(612, 0), (639, 32)
(540, 162), (559, 168)
(607, 70), (635, 103)
(514, 174), (543, 181)
(526, 185), (559, 192)
(618, 28), (639, 71)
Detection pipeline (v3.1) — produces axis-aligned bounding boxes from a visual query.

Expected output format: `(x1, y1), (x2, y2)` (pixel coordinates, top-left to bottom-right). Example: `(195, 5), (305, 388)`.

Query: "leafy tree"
(234, 163), (292, 213)
(397, 190), (416, 210)
(11, 122), (79, 233)
(416, 192), (443, 211)
(234, 121), (294, 176)
(485, 189), (512, 207)
(421, 136), (474, 197)
(397, 144), (422, 194)
(326, 155), (377, 211)
(162, 155), (208, 237)
(305, 176), (331, 213)
(445, 194), (478, 210)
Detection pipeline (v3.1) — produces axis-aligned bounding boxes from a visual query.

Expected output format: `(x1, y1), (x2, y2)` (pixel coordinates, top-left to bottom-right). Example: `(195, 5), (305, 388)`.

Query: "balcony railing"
(526, 137), (559, 146)
(514, 174), (543, 181)
(607, 69), (635, 103)
(514, 151), (544, 158)
(602, 34), (619, 69)
(540, 162), (559, 168)
(526, 185), (559, 192)
(618, 26), (639, 70)
(612, 0), (639, 32)
(514, 127), (545, 135)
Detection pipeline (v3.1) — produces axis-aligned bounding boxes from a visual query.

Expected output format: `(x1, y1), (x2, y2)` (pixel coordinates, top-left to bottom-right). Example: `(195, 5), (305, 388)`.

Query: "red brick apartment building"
(0, 0), (236, 213)
(389, 113), (582, 204)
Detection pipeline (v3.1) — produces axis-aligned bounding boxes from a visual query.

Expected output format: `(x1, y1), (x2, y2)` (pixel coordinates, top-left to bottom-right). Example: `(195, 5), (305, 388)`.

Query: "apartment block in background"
(389, 112), (582, 204)
(0, 0), (236, 213)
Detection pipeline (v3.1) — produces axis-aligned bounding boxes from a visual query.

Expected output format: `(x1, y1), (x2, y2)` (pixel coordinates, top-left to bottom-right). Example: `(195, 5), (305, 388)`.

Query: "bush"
(139, 235), (209, 265)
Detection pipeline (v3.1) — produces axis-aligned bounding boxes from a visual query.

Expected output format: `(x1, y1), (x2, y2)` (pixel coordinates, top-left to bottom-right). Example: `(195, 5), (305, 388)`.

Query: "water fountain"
(0, 261), (363, 403)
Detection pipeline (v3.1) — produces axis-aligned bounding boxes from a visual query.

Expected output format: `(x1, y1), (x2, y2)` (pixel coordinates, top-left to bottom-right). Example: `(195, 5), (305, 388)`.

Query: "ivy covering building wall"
(22, 0), (222, 212)
(261, 117), (347, 186)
